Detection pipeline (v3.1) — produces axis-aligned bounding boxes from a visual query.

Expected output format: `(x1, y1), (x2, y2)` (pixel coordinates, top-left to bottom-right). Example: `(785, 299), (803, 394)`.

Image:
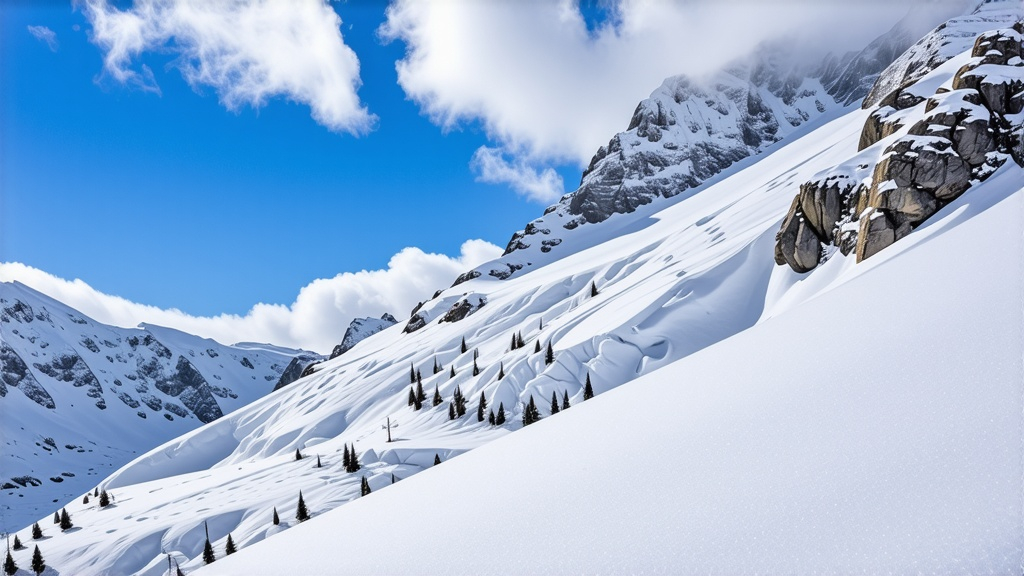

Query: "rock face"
(438, 294), (487, 324)
(775, 16), (1024, 273)
(273, 353), (324, 391)
(458, 20), (915, 283)
(330, 314), (398, 359)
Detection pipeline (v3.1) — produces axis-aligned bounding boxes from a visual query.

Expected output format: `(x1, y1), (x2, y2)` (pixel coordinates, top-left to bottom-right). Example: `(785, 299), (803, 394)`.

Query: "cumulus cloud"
(27, 25), (59, 52)
(0, 240), (502, 354)
(470, 146), (565, 203)
(82, 0), (374, 133)
(380, 0), (967, 167)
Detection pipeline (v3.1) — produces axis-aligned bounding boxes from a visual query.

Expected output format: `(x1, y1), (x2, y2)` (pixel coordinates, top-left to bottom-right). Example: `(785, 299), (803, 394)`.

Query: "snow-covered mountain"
(0, 281), (306, 532)
(3, 3), (1022, 574)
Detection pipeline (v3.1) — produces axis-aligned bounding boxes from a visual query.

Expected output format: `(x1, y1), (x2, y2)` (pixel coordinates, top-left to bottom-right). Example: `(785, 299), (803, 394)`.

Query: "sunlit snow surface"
(5, 18), (1024, 574)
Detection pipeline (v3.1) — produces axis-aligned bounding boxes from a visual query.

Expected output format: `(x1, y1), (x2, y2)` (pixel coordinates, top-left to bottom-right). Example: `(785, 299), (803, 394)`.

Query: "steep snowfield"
(0, 283), (303, 532)
(207, 169), (1023, 575)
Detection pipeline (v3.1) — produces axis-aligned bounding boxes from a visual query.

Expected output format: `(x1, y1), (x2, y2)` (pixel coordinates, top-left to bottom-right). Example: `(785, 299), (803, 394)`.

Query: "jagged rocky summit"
(331, 314), (398, 358)
(775, 4), (1024, 272)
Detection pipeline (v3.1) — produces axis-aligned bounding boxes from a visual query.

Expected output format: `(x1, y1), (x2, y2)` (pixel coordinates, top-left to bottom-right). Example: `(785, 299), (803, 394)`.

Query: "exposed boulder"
(774, 198), (822, 273)
(1, 342), (56, 408)
(156, 356), (222, 423)
(438, 294), (487, 324)
(855, 208), (912, 262)
(273, 353), (323, 391)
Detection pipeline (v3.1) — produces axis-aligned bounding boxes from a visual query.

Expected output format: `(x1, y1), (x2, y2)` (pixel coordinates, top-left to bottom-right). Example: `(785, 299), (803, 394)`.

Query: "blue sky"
(0, 0), (927, 352)
(2, 1), (584, 316)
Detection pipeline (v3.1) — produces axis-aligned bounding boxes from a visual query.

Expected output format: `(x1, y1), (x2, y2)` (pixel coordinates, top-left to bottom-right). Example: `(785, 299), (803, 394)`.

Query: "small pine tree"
(434, 453), (441, 466)
(433, 385), (443, 407)
(225, 533), (237, 555)
(415, 375), (425, 403)
(343, 444), (351, 468)
(32, 523), (42, 540)
(454, 386), (466, 417)
(521, 395), (541, 426)
(296, 491), (310, 522)
(472, 356), (480, 376)
(99, 489), (110, 507)
(203, 536), (215, 564)
(584, 373), (594, 400)
(391, 473), (397, 484)
(53, 511), (59, 524)
(272, 507), (280, 526)
(538, 318), (543, 330)
(498, 362), (505, 380)
(460, 337), (468, 353)
(562, 390), (570, 410)
(433, 357), (441, 374)
(3, 548), (16, 576)
(473, 348), (479, 360)
(295, 448), (303, 461)
(360, 476), (371, 496)
(478, 391), (487, 412)
(590, 281), (599, 297)
(12, 535), (23, 550)
(408, 387), (417, 407)
(448, 402), (456, 420)
(94, 487), (99, 497)
(83, 494), (90, 505)
(477, 401), (485, 422)
(60, 508), (72, 531)
(534, 339), (541, 353)
(516, 332), (525, 349)
(550, 391), (560, 415)
(496, 403), (506, 425)
(510, 333), (518, 351)
(348, 444), (360, 472)
(488, 409), (496, 425)
(315, 454), (322, 468)
(450, 365), (456, 378)
(409, 363), (416, 384)
(31, 545), (44, 576)
(545, 341), (555, 365)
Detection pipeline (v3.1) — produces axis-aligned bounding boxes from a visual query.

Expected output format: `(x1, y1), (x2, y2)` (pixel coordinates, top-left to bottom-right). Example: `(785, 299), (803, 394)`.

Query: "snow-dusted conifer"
(361, 476), (371, 496)
(12, 535), (23, 551)
(449, 402), (456, 420)
(550, 391), (560, 415)
(294, 448), (303, 461)
(584, 373), (594, 400)
(545, 341), (555, 365)
(31, 545), (44, 576)
(343, 444), (351, 468)
(534, 340), (541, 353)
(225, 533), (236, 555)
(496, 403), (506, 425)
(433, 385), (443, 407)
(3, 548), (16, 576)
(31, 523), (42, 540)
(295, 491), (310, 522)
(434, 453), (441, 466)
(59, 508), (72, 531)
(488, 409), (496, 425)
(498, 363), (505, 380)
(99, 489), (110, 507)
(516, 332), (525, 349)
(562, 390), (571, 410)
(590, 281), (599, 297)
(460, 337), (467, 353)
(272, 507), (280, 526)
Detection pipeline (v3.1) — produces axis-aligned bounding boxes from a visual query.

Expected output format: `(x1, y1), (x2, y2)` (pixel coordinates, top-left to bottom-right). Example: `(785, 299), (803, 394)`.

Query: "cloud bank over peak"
(82, 0), (375, 134)
(0, 240), (501, 354)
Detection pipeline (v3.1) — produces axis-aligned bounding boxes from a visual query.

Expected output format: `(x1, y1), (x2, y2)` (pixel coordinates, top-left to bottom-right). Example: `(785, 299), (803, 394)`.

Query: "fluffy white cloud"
(82, 0), (374, 133)
(380, 0), (967, 167)
(27, 25), (59, 51)
(470, 146), (565, 203)
(0, 240), (501, 354)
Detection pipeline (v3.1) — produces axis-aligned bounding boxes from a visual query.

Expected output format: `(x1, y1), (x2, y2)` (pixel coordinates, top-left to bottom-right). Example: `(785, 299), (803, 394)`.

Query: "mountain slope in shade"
(0, 281), (305, 532)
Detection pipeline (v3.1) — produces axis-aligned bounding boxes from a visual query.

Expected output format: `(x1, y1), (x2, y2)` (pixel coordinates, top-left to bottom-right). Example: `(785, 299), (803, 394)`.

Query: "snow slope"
(206, 167), (1023, 575)
(4, 6), (1021, 574)
(0, 282), (304, 532)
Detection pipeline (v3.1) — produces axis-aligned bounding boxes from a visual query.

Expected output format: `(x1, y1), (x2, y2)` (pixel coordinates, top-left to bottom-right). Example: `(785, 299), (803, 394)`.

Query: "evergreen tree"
(550, 391), (560, 415)
(272, 507), (280, 526)
(473, 348), (479, 360)
(99, 489), (110, 507)
(584, 373), (594, 400)
(343, 444), (351, 469)
(477, 400), (485, 422)
(448, 402), (456, 420)
(3, 548), (16, 576)
(83, 494), (89, 505)
(296, 491), (310, 522)
(522, 395), (541, 426)
(433, 385), (443, 407)
(454, 386), (467, 417)
(391, 473), (397, 484)
(408, 387), (417, 407)
(516, 332), (525, 349)
(478, 391), (487, 412)
(53, 511), (59, 524)
(295, 448), (303, 461)
(12, 535), (23, 550)
(538, 318), (543, 330)
(472, 356), (480, 376)
(450, 365), (456, 378)
(545, 341), (555, 365)
(562, 390), (571, 410)
(433, 357), (441, 375)
(498, 362), (505, 380)
(360, 476), (371, 496)
(315, 454), (322, 468)
(510, 333), (518, 350)
(30, 545), (44, 576)
(225, 533), (236, 555)
(460, 337), (468, 354)
(31, 523), (42, 540)
(60, 508), (72, 531)
(409, 363), (416, 384)
(415, 374), (426, 403)
(496, 403), (506, 425)
(94, 487), (99, 497)
(534, 339), (541, 353)
(590, 281), (599, 297)
(202, 536), (215, 565)
(347, 444), (361, 473)
(434, 453), (442, 466)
